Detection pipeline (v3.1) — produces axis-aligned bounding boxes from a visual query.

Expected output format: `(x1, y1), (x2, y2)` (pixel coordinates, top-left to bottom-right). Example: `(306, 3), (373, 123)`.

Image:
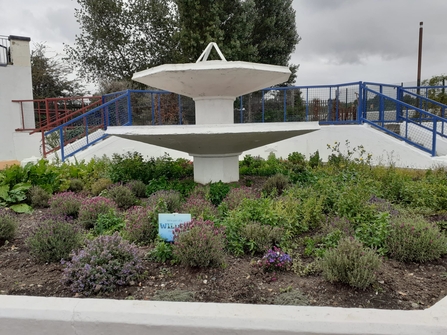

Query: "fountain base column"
(192, 153), (241, 184)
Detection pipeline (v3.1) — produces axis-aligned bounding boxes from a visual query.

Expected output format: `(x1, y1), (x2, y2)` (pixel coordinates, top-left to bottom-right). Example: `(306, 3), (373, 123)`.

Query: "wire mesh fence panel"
(180, 96), (195, 125)
(401, 86), (447, 117)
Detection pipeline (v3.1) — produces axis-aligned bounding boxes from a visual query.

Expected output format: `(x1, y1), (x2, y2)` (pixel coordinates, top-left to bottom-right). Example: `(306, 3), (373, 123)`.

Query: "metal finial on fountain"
(196, 42), (227, 62)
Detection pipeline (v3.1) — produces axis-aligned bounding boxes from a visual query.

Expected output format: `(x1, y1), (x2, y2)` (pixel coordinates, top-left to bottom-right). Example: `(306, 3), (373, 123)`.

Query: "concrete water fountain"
(106, 43), (320, 183)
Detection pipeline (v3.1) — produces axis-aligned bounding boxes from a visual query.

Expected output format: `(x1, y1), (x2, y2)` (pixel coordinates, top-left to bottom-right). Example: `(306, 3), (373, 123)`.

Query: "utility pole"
(417, 22), (423, 107)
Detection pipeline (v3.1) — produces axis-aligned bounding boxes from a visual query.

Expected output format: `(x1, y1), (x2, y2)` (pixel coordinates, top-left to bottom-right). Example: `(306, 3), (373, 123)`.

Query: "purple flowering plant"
(122, 206), (156, 245)
(62, 233), (143, 296)
(257, 246), (292, 272)
(180, 195), (218, 221)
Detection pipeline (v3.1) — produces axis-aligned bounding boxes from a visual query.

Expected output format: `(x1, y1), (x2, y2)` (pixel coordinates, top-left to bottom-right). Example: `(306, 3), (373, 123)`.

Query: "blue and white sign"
(158, 213), (192, 242)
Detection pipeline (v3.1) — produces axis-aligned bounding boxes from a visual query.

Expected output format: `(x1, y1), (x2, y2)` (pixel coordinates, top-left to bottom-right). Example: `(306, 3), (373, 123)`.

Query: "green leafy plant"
(0, 208), (18, 246)
(68, 178), (84, 192)
(94, 210), (125, 236)
(274, 289), (309, 306)
(173, 219), (226, 268)
(355, 212), (390, 255)
(27, 218), (83, 263)
(208, 181), (231, 206)
(386, 215), (447, 262)
(320, 237), (381, 290)
(62, 233), (143, 296)
(0, 183), (32, 213)
(148, 236), (175, 263)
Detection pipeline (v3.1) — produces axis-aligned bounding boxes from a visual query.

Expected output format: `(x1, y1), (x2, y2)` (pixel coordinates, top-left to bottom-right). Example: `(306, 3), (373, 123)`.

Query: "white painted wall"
(0, 36), (40, 161)
(0, 295), (446, 335)
(62, 124), (447, 170)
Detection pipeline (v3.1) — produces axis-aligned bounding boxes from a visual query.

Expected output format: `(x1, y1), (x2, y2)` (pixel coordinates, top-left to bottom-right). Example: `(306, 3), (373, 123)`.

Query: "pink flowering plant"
(78, 197), (118, 229)
(49, 191), (85, 218)
(62, 233), (143, 296)
(172, 219), (226, 268)
(257, 246), (292, 272)
(122, 206), (156, 245)
(180, 195), (218, 221)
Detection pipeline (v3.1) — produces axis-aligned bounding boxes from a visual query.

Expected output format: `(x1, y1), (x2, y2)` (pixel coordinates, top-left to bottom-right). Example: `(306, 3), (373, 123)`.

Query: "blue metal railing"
(362, 86), (447, 156)
(46, 82), (447, 161)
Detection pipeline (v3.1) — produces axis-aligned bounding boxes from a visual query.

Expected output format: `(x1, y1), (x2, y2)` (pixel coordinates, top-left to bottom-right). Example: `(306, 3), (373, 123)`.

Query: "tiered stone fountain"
(106, 43), (320, 183)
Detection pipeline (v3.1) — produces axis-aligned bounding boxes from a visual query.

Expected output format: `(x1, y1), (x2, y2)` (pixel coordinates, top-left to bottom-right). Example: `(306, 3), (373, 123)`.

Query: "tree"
(31, 43), (85, 99)
(422, 75), (447, 106)
(174, 0), (256, 62)
(65, 0), (178, 82)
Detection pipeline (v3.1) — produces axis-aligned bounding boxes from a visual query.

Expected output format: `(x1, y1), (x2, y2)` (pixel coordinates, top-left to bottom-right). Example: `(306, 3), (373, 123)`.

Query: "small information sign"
(158, 213), (192, 242)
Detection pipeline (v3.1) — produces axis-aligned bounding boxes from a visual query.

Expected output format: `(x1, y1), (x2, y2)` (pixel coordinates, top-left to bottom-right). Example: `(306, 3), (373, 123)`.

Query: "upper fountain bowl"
(132, 42), (291, 99)
(132, 61), (290, 98)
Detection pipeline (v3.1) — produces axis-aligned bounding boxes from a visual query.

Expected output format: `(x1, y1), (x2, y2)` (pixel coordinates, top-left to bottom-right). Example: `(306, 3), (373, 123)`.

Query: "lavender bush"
(0, 208), (18, 246)
(78, 197), (118, 229)
(173, 219), (226, 268)
(27, 218), (83, 263)
(386, 215), (447, 262)
(257, 246), (292, 272)
(146, 190), (183, 212)
(62, 233), (143, 296)
(220, 186), (259, 212)
(49, 191), (84, 218)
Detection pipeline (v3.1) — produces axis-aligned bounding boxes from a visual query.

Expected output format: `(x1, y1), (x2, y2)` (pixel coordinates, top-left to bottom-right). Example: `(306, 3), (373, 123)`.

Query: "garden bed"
(1, 208), (446, 310)
(1, 149), (447, 310)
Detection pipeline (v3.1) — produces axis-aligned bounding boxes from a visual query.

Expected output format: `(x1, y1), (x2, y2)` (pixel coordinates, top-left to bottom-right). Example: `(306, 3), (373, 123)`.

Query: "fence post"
(178, 95), (183, 125)
(262, 91), (265, 123)
(357, 82), (363, 124)
(59, 127), (65, 162)
(283, 90), (287, 122)
(432, 119), (437, 156)
(127, 90), (132, 125)
(305, 88), (309, 121)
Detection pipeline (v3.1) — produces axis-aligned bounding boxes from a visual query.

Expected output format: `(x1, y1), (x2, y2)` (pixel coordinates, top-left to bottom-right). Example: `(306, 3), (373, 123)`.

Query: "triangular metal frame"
(196, 42), (227, 63)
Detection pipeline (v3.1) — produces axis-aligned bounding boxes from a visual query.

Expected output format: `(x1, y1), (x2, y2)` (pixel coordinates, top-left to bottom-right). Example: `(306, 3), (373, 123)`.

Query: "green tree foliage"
(67, 0), (300, 85)
(175, 0), (256, 62)
(31, 43), (85, 99)
(65, 0), (179, 82)
(422, 74), (447, 105)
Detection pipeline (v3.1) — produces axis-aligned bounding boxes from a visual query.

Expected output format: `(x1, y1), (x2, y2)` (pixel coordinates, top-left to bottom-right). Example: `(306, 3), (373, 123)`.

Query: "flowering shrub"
(78, 197), (118, 229)
(262, 173), (290, 197)
(122, 206), (156, 245)
(62, 233), (143, 296)
(49, 192), (84, 218)
(0, 208), (18, 246)
(220, 186), (259, 211)
(173, 219), (226, 268)
(386, 215), (447, 262)
(27, 218), (83, 263)
(180, 195), (218, 221)
(320, 237), (381, 290)
(105, 184), (138, 209)
(146, 190), (183, 213)
(257, 247), (292, 272)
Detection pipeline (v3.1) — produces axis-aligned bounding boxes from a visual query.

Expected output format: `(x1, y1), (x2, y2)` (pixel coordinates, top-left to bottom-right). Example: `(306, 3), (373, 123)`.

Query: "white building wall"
(0, 36), (40, 161)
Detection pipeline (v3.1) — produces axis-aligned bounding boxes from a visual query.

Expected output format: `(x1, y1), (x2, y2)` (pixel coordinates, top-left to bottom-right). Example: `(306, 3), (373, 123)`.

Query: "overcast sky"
(0, 0), (446, 88)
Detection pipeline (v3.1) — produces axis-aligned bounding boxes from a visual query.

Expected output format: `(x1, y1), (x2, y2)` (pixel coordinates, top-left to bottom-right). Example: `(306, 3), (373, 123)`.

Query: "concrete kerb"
(1, 295), (446, 334)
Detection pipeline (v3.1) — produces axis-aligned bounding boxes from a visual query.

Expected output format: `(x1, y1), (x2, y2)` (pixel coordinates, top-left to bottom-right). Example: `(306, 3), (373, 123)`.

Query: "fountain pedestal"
(106, 43), (320, 184)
